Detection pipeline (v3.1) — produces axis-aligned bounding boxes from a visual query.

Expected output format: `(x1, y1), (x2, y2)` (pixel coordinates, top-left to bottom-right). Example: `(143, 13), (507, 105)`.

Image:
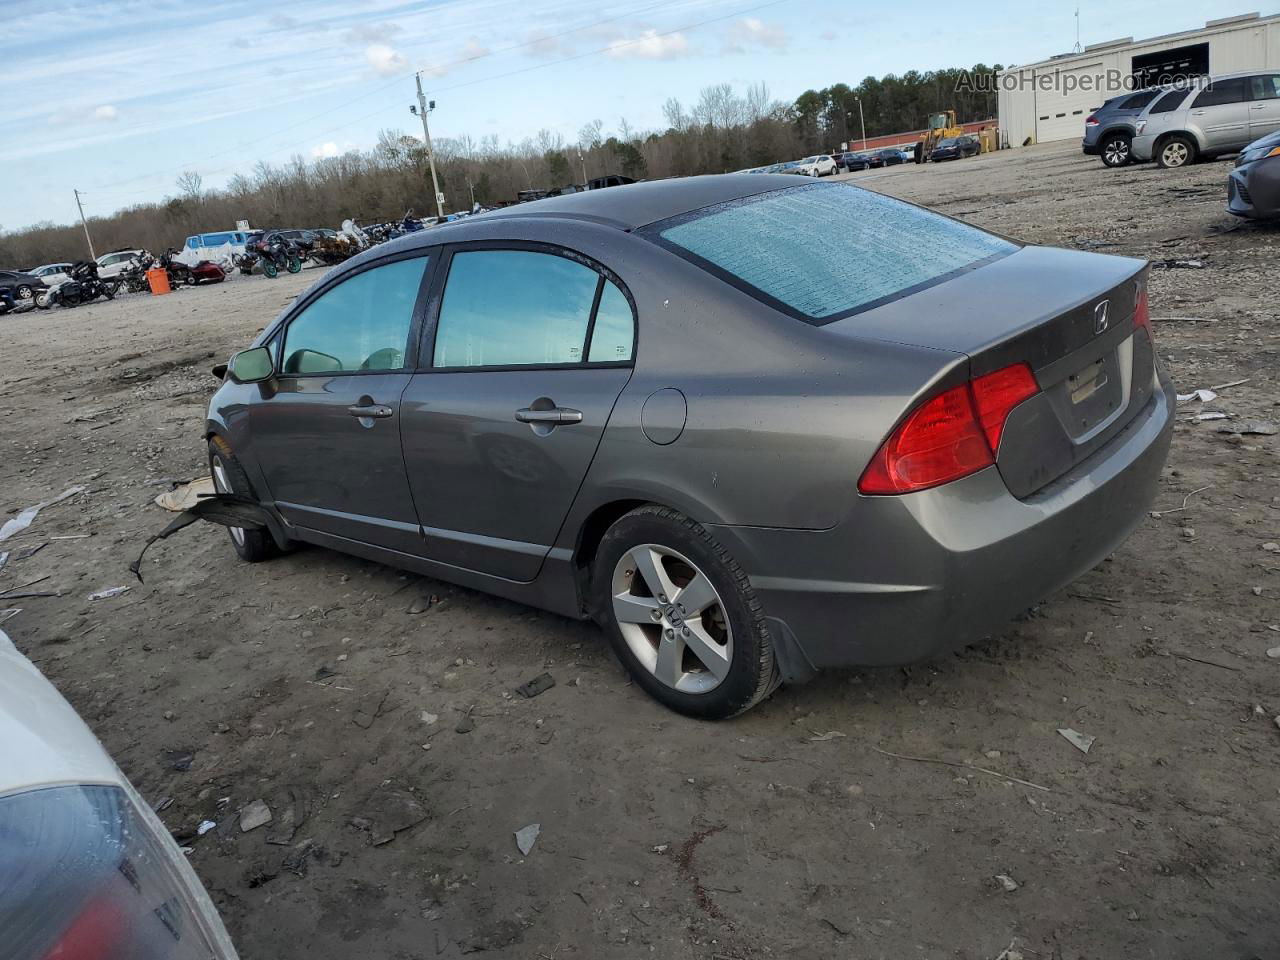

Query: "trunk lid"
(828, 245), (1155, 498)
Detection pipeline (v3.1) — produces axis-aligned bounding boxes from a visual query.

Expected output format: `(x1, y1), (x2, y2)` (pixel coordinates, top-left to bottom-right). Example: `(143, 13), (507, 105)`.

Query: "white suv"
(0, 625), (240, 959)
(794, 155), (838, 177)
(96, 248), (147, 278)
(1131, 71), (1280, 168)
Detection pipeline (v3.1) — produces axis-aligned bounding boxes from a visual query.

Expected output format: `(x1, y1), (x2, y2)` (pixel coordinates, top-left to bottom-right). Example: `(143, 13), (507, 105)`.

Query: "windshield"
(647, 182), (1016, 324)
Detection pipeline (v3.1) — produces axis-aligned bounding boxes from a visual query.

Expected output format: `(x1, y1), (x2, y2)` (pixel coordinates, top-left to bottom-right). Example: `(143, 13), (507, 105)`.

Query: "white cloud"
(365, 43), (408, 75)
(727, 18), (788, 52)
(525, 28), (568, 59)
(93, 105), (119, 121)
(343, 22), (403, 46)
(459, 38), (490, 61)
(607, 29), (690, 61)
(312, 141), (340, 158)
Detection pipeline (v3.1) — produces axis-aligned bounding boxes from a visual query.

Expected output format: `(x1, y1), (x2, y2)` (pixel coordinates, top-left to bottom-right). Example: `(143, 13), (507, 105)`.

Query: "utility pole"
(578, 147), (588, 186)
(74, 189), (96, 260)
(855, 97), (867, 150)
(412, 73), (445, 221)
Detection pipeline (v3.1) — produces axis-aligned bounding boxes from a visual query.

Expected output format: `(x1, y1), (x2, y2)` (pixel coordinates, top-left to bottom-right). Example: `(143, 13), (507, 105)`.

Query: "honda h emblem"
(1093, 300), (1110, 335)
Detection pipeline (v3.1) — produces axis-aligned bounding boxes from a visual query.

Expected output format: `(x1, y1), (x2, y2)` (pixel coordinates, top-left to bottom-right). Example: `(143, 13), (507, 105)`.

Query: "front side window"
(282, 257), (427, 374)
(1149, 89), (1191, 113)
(1251, 75), (1280, 100)
(1193, 78), (1246, 108)
(433, 250), (600, 368)
(650, 182), (1015, 324)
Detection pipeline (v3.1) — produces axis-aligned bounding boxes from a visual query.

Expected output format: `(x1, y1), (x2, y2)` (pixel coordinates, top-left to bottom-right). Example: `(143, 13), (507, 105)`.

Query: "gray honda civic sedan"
(206, 175), (1173, 718)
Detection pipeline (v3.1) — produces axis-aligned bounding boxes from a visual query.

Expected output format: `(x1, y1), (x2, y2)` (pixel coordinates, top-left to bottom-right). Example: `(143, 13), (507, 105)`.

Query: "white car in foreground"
(0, 626), (239, 959)
(793, 154), (838, 177)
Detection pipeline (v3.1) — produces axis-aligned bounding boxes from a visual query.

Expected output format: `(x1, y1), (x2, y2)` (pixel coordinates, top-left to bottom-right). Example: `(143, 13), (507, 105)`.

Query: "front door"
(1189, 77), (1249, 151)
(400, 246), (636, 581)
(248, 255), (432, 554)
(1248, 73), (1280, 139)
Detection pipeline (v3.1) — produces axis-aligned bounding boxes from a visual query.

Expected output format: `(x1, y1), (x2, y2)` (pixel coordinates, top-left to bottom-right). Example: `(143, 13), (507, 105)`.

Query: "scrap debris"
(153, 476), (216, 512)
(88, 586), (130, 601)
(515, 823), (541, 856)
(1057, 728), (1095, 754)
(0, 485), (85, 543)
(515, 672), (555, 699)
(130, 493), (271, 582)
(239, 799), (273, 833)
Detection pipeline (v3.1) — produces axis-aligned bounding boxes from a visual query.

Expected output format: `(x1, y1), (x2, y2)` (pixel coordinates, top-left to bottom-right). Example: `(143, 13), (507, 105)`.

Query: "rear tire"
(592, 505), (778, 719)
(263, 260), (278, 279)
(1156, 135), (1196, 169)
(208, 436), (276, 563)
(1100, 134), (1132, 167)
(287, 255), (302, 274)
(15, 284), (33, 300)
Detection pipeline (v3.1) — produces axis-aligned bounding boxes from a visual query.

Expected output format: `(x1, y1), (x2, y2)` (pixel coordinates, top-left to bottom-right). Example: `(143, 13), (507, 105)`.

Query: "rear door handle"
(515, 406), (583, 424)
(348, 404), (394, 419)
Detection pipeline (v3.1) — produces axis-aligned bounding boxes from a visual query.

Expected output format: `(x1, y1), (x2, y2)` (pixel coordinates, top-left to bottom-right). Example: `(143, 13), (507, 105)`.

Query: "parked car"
(205, 175), (1172, 719)
(1131, 71), (1280, 168)
(96, 248), (147, 279)
(1227, 129), (1280, 219)
(0, 625), (240, 959)
(874, 147), (906, 166)
(793, 155), (838, 177)
(930, 136), (981, 161)
(0, 268), (46, 301)
(840, 152), (875, 171)
(1082, 86), (1170, 167)
(28, 262), (73, 287)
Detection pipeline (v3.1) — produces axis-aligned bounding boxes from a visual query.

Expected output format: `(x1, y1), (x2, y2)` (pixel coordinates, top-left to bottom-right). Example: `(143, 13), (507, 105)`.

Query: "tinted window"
(434, 250), (598, 367)
(1120, 89), (1162, 110)
(1193, 78), (1246, 108)
(652, 182), (1015, 323)
(1149, 89), (1191, 113)
(1252, 75), (1280, 100)
(588, 281), (634, 362)
(282, 257), (427, 374)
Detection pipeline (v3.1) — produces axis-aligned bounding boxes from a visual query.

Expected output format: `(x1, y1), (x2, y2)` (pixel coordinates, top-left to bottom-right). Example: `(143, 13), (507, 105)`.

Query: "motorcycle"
(253, 236), (303, 279)
(118, 251), (156, 293)
(35, 260), (119, 309)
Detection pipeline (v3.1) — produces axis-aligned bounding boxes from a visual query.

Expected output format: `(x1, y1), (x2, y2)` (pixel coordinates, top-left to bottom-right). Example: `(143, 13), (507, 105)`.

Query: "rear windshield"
(647, 182), (1016, 324)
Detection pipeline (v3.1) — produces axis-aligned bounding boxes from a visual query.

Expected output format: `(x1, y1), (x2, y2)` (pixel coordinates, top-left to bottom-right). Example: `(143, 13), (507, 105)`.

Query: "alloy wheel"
(1162, 142), (1189, 167)
(210, 458), (246, 547)
(1103, 139), (1129, 166)
(610, 544), (733, 694)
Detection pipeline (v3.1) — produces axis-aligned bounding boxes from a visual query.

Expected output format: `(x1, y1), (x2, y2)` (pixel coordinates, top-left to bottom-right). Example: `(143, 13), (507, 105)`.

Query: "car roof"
(470, 174), (804, 231)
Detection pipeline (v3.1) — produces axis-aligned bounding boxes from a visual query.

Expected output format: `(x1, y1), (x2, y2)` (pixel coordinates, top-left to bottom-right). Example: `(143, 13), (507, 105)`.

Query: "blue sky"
(0, 0), (1254, 231)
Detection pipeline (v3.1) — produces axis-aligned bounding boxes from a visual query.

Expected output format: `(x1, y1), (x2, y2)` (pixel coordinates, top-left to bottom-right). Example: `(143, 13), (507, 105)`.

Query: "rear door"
(1190, 77), (1249, 150)
(400, 244), (635, 581)
(246, 254), (432, 553)
(1248, 73), (1280, 139)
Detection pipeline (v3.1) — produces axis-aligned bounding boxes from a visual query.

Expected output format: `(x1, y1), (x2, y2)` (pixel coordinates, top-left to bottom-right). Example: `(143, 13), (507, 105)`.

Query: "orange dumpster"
(146, 268), (171, 296)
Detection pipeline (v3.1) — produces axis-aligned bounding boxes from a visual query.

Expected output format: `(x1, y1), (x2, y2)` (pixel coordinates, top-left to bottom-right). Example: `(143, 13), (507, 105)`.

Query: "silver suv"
(1131, 71), (1280, 168)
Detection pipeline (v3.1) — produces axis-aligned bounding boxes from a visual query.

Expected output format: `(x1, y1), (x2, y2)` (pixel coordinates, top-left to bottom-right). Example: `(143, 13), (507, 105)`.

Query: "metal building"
(997, 11), (1280, 146)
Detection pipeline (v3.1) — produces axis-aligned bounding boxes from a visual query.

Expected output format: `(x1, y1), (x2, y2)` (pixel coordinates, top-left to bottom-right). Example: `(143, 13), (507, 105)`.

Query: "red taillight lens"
(1132, 287), (1151, 336)
(970, 363), (1039, 453)
(859, 363), (1039, 496)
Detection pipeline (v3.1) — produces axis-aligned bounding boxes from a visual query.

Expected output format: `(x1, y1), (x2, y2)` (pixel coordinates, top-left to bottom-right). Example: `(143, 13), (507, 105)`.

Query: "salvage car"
(205, 176), (1173, 719)
(0, 268), (46, 301)
(929, 136), (980, 161)
(1082, 87), (1169, 167)
(0, 626), (240, 959)
(793, 155), (838, 177)
(1131, 71), (1280, 168)
(1227, 129), (1280, 219)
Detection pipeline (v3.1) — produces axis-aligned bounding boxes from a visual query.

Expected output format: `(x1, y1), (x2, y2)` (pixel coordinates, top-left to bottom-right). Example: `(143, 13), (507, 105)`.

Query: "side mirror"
(226, 346), (273, 384)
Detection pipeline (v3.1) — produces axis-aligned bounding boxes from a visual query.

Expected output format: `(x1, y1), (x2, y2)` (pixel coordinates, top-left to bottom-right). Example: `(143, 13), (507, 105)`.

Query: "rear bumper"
(711, 382), (1174, 675)
(1081, 137), (1099, 155)
(1226, 159), (1280, 220)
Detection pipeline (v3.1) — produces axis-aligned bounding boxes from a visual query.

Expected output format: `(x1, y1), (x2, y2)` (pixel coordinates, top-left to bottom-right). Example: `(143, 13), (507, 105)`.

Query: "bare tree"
(176, 170), (203, 201)
(661, 97), (687, 131)
(578, 118), (604, 150)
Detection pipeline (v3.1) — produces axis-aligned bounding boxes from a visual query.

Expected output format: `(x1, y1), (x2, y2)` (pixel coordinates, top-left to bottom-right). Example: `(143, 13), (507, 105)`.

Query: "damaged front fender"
(130, 494), (275, 582)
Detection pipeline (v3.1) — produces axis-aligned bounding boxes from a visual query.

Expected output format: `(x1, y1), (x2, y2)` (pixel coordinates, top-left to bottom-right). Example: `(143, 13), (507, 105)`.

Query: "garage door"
(1034, 61), (1106, 142)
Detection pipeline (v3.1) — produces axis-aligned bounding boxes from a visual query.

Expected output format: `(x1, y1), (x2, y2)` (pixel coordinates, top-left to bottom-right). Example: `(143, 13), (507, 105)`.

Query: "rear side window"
(588, 281), (635, 362)
(1149, 89), (1191, 113)
(649, 182), (1015, 324)
(1121, 89), (1162, 109)
(434, 250), (598, 367)
(282, 257), (427, 374)
(1193, 78), (1246, 108)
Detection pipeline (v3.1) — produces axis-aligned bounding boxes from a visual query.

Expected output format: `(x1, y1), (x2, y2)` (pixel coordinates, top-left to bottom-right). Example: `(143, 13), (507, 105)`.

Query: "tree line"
(1, 65), (1001, 268)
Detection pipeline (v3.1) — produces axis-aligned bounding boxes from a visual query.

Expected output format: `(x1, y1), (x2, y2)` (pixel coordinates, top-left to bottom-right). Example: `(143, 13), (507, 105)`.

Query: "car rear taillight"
(1085, 114), (1099, 126)
(858, 363), (1039, 495)
(1132, 287), (1151, 338)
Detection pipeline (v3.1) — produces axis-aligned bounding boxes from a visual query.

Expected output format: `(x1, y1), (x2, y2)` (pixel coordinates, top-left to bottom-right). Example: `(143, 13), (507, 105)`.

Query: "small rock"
(515, 823), (540, 856)
(984, 750), (1002, 760)
(1127, 909), (1140, 921)
(995, 874), (1019, 892)
(652, 844), (669, 854)
(239, 799), (273, 833)
(1262, 542), (1280, 553)
(1181, 527), (1196, 539)
(1275, 716), (1280, 731)
(336, 653), (348, 662)
(163, 710), (176, 721)
(1252, 587), (1264, 597)
(1267, 647), (1280, 659)
(421, 711), (439, 725)
(455, 715), (475, 734)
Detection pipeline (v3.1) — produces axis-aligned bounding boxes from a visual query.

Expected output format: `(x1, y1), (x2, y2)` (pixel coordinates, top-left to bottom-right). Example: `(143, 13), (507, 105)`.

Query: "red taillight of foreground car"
(858, 363), (1039, 495)
(1132, 287), (1151, 338)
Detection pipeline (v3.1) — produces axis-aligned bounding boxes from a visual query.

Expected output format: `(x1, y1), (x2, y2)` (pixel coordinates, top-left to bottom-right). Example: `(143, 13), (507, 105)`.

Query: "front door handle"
(348, 403), (394, 419)
(515, 406), (583, 425)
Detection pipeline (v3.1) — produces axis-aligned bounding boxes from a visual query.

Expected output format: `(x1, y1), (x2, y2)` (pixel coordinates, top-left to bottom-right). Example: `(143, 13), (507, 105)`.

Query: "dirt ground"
(2, 141), (1278, 960)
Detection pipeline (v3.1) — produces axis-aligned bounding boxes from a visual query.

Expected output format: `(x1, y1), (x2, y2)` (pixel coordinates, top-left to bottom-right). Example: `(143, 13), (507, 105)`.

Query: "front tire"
(15, 284), (33, 300)
(1156, 135), (1196, 169)
(208, 436), (276, 563)
(592, 505), (778, 719)
(262, 260), (278, 279)
(286, 255), (302, 274)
